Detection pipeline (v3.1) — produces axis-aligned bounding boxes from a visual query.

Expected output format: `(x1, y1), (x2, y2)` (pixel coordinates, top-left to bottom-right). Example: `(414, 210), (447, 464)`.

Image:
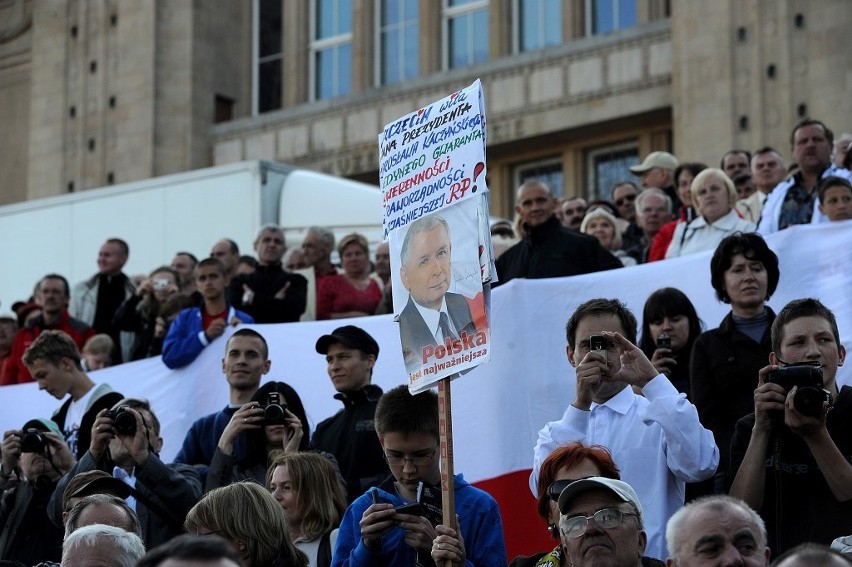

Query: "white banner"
(1, 221), (850, 480)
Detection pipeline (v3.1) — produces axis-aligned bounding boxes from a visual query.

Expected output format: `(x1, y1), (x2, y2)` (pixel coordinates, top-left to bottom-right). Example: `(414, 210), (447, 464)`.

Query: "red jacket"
(0, 311), (95, 385)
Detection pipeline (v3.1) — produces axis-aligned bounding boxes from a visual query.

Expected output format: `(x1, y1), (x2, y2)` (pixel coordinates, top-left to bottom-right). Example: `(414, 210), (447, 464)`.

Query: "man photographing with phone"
(331, 385), (506, 567)
(730, 298), (852, 554)
(530, 298), (718, 560)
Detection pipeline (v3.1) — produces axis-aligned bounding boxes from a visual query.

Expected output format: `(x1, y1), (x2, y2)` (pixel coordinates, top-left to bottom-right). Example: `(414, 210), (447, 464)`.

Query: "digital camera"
(261, 392), (287, 426)
(107, 406), (137, 435)
(21, 428), (46, 453)
(589, 335), (607, 351)
(767, 362), (832, 417)
(656, 333), (671, 349)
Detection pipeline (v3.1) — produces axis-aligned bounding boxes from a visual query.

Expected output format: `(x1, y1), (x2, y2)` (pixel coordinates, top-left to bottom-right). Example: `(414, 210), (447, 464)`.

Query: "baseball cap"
(629, 151), (679, 174)
(62, 470), (133, 506)
(22, 418), (63, 436)
(557, 476), (644, 522)
(315, 325), (379, 358)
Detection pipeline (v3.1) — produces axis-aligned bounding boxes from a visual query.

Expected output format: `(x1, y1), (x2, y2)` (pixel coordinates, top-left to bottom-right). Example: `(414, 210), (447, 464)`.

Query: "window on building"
(586, 0), (637, 36)
(254, 0), (283, 114)
(443, 0), (489, 69)
(585, 141), (639, 201)
(515, 0), (561, 52)
(378, 0), (419, 85)
(513, 157), (565, 209)
(311, 0), (353, 100)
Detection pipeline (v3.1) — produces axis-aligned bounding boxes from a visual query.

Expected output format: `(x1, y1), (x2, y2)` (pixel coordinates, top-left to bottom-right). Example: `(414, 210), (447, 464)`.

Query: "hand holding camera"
(1, 429), (22, 475)
(754, 362), (832, 434)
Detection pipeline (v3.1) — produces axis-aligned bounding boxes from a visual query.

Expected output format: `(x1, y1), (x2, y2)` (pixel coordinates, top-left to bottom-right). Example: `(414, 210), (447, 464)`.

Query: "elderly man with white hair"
(61, 523), (146, 567)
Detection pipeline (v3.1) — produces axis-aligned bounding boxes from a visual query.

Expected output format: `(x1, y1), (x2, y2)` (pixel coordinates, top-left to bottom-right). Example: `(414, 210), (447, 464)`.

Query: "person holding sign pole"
(398, 214), (477, 374)
(331, 385), (507, 567)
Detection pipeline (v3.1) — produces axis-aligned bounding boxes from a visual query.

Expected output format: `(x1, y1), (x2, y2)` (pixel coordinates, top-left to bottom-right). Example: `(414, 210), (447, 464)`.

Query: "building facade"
(1, 0), (849, 218)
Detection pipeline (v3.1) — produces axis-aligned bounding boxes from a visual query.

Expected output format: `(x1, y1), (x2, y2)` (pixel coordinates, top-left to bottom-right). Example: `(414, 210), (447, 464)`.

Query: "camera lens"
(793, 387), (825, 417)
(21, 429), (45, 454)
(263, 404), (285, 425)
(111, 407), (137, 436)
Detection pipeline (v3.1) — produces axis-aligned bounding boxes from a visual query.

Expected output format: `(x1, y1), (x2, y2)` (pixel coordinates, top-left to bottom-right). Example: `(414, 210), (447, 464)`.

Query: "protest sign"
(379, 80), (489, 240)
(379, 79), (493, 393)
(390, 200), (490, 393)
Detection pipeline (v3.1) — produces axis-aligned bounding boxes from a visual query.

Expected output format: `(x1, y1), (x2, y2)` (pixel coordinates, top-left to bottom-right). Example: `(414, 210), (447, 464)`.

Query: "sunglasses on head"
(546, 476), (596, 502)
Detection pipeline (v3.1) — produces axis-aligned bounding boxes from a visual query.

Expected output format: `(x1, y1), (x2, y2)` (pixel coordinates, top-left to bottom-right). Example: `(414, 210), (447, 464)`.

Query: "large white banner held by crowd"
(1, 220), (850, 557)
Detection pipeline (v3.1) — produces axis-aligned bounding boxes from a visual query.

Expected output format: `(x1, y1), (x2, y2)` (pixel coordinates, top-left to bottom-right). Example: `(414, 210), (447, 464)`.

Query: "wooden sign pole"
(437, 376), (456, 567)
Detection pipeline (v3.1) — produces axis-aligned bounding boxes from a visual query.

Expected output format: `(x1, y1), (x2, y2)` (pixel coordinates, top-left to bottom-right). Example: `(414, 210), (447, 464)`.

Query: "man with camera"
(530, 298), (719, 560)
(0, 418), (75, 564)
(174, 328), (272, 473)
(730, 298), (851, 554)
(48, 398), (202, 549)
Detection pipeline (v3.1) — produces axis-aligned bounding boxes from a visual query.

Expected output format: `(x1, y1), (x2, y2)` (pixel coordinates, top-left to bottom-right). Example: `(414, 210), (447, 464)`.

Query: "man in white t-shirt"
(23, 330), (123, 459)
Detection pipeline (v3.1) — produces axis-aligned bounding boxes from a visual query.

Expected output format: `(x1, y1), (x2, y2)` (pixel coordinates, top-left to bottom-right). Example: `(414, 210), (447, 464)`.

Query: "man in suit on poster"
(398, 214), (476, 373)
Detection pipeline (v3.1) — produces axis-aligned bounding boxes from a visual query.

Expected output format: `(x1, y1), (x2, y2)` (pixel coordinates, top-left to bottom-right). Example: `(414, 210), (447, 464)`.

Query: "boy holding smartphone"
(331, 385), (507, 567)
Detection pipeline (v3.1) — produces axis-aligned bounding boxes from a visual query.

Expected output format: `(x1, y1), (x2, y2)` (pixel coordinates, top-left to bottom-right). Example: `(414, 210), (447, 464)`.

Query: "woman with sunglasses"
(509, 442), (620, 567)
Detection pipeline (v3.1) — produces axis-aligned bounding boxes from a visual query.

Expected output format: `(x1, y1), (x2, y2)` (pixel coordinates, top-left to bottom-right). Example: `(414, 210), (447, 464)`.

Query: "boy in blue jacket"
(162, 258), (252, 369)
(332, 385), (507, 567)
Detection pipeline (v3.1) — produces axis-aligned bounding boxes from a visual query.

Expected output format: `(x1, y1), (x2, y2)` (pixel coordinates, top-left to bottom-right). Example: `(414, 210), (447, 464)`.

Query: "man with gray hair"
(625, 188), (674, 264)
(556, 476), (653, 567)
(228, 224), (307, 323)
(64, 493), (142, 539)
(397, 213), (476, 373)
(295, 226), (337, 321)
(665, 495), (769, 567)
(61, 523), (146, 567)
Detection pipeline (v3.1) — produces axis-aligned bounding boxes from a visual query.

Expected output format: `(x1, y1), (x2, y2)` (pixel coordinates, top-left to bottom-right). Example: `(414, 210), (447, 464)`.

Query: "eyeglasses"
(560, 507), (638, 539)
(614, 194), (637, 207)
(384, 444), (438, 467)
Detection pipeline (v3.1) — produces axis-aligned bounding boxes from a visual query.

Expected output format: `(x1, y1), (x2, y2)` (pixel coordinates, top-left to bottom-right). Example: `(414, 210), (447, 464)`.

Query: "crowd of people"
(0, 117), (851, 566)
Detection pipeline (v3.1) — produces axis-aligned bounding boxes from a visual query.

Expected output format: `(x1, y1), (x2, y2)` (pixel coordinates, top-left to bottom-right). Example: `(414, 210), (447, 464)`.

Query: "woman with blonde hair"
(185, 481), (308, 567)
(268, 452), (347, 567)
(580, 207), (636, 267)
(316, 232), (382, 320)
(665, 168), (755, 258)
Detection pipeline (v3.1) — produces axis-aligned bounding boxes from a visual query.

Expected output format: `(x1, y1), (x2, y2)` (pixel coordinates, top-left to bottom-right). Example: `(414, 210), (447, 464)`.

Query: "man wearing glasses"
(331, 385), (507, 567)
(557, 477), (653, 567)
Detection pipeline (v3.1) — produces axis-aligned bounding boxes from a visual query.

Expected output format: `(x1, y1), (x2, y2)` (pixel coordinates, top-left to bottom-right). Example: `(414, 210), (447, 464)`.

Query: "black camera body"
(767, 363), (832, 417)
(107, 406), (137, 435)
(261, 392), (287, 426)
(21, 428), (46, 453)
(656, 333), (671, 349)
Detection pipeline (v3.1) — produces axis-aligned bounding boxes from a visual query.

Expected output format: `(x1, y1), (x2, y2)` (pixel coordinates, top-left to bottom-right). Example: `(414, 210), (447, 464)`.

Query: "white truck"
(0, 160), (382, 308)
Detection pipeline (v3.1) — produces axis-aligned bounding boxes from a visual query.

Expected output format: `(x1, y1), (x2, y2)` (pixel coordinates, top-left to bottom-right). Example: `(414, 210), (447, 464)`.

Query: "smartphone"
(589, 335), (606, 351)
(393, 502), (424, 516)
(656, 333), (671, 349)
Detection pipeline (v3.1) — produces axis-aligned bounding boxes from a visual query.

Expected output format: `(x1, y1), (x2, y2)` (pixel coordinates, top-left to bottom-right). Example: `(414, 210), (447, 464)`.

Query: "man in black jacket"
(48, 398), (201, 549)
(495, 181), (622, 285)
(311, 326), (389, 502)
(228, 224), (308, 323)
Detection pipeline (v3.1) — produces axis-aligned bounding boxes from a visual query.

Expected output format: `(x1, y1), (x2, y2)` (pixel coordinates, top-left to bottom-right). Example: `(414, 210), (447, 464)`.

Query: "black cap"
(315, 325), (379, 358)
